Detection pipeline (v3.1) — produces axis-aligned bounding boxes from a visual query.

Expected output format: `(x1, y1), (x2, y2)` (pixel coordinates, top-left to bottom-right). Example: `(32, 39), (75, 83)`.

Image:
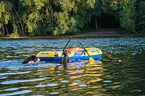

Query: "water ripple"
(1, 77), (48, 84)
(35, 85), (47, 88)
(50, 92), (59, 94)
(0, 71), (30, 76)
(0, 90), (32, 96)
(0, 37), (145, 96)
(47, 83), (58, 86)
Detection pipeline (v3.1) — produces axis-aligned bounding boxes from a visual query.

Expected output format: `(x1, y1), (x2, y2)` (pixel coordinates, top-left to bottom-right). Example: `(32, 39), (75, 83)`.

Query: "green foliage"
(0, 22), (2, 29)
(54, 12), (77, 35)
(102, 0), (120, 12)
(53, 0), (96, 35)
(87, 0), (95, 8)
(54, 11), (69, 35)
(26, 11), (42, 33)
(20, 0), (47, 36)
(34, 0), (47, 10)
(137, 1), (145, 33)
(59, 0), (74, 12)
(68, 17), (77, 33)
(0, 1), (12, 36)
(8, 24), (19, 37)
(0, 0), (145, 36)
(119, 0), (136, 33)
(0, 1), (12, 24)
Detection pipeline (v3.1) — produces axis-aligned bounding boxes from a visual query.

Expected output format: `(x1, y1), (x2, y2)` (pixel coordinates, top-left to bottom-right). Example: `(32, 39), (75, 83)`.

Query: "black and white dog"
(23, 55), (40, 64)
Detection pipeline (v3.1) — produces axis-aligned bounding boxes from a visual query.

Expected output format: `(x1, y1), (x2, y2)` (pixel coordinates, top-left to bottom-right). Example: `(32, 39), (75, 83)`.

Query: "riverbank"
(0, 29), (145, 39)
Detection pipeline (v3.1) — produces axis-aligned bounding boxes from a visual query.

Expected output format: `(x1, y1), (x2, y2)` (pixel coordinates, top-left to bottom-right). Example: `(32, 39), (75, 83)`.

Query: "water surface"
(0, 37), (145, 96)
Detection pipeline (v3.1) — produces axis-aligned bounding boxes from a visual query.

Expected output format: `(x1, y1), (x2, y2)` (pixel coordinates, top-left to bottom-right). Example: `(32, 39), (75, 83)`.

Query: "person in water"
(23, 55), (40, 64)
(61, 49), (69, 69)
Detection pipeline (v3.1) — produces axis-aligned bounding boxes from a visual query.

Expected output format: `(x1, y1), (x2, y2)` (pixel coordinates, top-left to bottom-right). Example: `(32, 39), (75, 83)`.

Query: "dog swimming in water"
(23, 55), (40, 64)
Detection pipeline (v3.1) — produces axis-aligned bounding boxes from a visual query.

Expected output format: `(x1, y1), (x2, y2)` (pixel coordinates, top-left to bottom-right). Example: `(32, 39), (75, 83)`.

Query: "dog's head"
(23, 55), (40, 64)
(30, 55), (38, 62)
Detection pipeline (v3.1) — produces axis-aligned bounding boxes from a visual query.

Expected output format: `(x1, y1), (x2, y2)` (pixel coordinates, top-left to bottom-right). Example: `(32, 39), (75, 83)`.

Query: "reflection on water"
(0, 37), (145, 95)
(0, 60), (103, 96)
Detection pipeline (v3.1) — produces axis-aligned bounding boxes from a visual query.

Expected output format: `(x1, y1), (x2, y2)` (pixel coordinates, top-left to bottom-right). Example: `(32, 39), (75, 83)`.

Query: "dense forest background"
(0, 0), (145, 36)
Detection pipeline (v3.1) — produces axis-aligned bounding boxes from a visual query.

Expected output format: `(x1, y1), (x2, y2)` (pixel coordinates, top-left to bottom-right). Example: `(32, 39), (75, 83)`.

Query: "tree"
(119, 0), (136, 33)
(20, 0), (43, 36)
(0, 1), (12, 35)
(11, 0), (25, 36)
(137, 1), (145, 33)
(1, 0), (144, 36)
(20, 0), (56, 36)
(53, 0), (96, 35)
(91, 0), (102, 29)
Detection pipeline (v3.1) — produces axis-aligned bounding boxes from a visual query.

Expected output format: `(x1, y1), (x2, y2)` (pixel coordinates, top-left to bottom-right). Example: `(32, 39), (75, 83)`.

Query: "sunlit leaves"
(68, 17), (77, 33)
(0, 1), (12, 24)
(59, 0), (74, 12)
(20, 0), (32, 6)
(26, 11), (42, 33)
(28, 11), (42, 22)
(53, 0), (97, 35)
(34, 0), (47, 10)
(87, 0), (95, 8)
(20, 0), (47, 9)
(0, 2), (5, 13)
(12, 23), (19, 36)
(54, 11), (69, 35)
(20, 0), (47, 35)
(0, 1), (12, 36)
(1, 0), (145, 36)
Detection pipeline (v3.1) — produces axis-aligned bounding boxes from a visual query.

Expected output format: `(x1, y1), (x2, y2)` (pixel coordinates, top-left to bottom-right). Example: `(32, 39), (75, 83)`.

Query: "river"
(0, 37), (145, 96)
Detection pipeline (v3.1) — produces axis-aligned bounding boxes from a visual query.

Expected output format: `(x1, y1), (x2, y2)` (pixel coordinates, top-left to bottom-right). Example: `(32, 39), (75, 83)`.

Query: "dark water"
(0, 37), (145, 96)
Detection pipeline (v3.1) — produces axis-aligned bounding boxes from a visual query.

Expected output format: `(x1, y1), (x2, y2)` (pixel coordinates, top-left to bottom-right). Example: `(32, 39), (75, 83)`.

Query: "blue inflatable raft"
(36, 47), (102, 62)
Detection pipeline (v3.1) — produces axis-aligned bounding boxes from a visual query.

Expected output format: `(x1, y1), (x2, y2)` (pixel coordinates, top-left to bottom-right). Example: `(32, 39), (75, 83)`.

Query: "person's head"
(63, 49), (69, 56)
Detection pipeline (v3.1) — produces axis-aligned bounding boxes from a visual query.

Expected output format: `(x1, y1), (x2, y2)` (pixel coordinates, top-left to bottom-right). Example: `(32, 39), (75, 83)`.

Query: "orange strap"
(68, 47), (83, 52)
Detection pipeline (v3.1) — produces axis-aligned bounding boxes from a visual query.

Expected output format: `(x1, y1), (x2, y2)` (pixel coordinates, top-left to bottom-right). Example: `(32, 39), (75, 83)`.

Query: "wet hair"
(23, 55), (38, 64)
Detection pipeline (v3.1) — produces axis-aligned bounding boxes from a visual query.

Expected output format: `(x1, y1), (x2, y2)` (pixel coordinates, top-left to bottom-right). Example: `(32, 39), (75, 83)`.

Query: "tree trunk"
(15, 11), (25, 35)
(132, 21), (136, 33)
(95, 16), (99, 30)
(2, 22), (5, 35)
(16, 21), (22, 34)
(12, 0), (25, 36)
(50, 10), (54, 27)
(12, 11), (22, 35)
(20, 22), (25, 35)
(49, 0), (54, 27)
(5, 24), (9, 35)
(46, 5), (49, 15)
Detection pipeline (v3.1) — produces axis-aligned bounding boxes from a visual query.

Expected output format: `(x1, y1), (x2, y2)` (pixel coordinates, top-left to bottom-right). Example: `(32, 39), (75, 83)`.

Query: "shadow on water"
(101, 50), (145, 95)
(0, 37), (145, 95)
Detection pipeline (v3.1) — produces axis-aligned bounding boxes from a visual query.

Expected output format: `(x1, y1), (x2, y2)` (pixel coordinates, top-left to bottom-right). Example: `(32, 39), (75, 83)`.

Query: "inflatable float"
(36, 47), (102, 62)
